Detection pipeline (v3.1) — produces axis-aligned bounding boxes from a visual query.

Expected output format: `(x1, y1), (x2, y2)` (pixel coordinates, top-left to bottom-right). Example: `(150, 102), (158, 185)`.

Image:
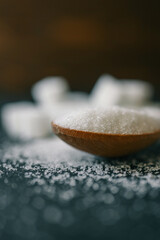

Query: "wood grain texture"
(0, 0), (159, 96)
(52, 122), (160, 157)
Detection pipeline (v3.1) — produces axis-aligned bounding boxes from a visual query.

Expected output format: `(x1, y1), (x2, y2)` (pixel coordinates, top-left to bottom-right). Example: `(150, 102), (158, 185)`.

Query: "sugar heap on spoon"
(52, 106), (160, 157)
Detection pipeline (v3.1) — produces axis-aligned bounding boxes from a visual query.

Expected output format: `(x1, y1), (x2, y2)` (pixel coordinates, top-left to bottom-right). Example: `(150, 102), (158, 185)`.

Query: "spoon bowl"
(52, 122), (160, 157)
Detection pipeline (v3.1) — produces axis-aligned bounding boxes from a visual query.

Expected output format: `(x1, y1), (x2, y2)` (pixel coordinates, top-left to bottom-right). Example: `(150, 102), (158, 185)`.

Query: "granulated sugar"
(1, 137), (160, 239)
(2, 137), (94, 168)
(55, 106), (160, 134)
(2, 137), (160, 189)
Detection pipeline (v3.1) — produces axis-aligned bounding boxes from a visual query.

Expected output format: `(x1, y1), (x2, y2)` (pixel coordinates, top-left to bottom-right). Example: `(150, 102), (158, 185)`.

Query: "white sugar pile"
(55, 106), (160, 134)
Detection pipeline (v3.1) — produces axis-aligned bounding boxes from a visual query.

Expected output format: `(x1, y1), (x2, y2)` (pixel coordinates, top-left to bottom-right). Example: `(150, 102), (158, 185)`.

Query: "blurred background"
(0, 0), (159, 102)
(0, 3), (160, 239)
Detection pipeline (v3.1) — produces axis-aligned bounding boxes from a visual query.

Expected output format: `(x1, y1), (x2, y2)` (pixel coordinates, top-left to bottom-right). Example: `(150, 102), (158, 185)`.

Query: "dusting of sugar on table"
(1, 137), (160, 239)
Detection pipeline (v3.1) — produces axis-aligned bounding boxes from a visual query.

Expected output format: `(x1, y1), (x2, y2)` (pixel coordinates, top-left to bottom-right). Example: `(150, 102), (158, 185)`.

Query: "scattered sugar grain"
(1, 137), (160, 231)
(1, 139), (160, 202)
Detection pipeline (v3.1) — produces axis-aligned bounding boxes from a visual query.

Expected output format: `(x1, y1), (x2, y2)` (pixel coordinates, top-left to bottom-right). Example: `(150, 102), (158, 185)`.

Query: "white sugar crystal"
(90, 74), (154, 107)
(90, 74), (122, 106)
(142, 105), (160, 120)
(31, 76), (69, 105)
(1, 102), (51, 139)
(55, 106), (160, 134)
(121, 80), (153, 106)
(63, 91), (89, 103)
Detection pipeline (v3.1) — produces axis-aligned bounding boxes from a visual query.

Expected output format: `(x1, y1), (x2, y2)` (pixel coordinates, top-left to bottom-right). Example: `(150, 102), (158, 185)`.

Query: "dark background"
(0, 0), (159, 100)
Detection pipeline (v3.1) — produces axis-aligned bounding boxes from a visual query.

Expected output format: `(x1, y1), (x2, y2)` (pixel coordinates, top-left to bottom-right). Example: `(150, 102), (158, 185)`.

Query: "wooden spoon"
(52, 122), (160, 157)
